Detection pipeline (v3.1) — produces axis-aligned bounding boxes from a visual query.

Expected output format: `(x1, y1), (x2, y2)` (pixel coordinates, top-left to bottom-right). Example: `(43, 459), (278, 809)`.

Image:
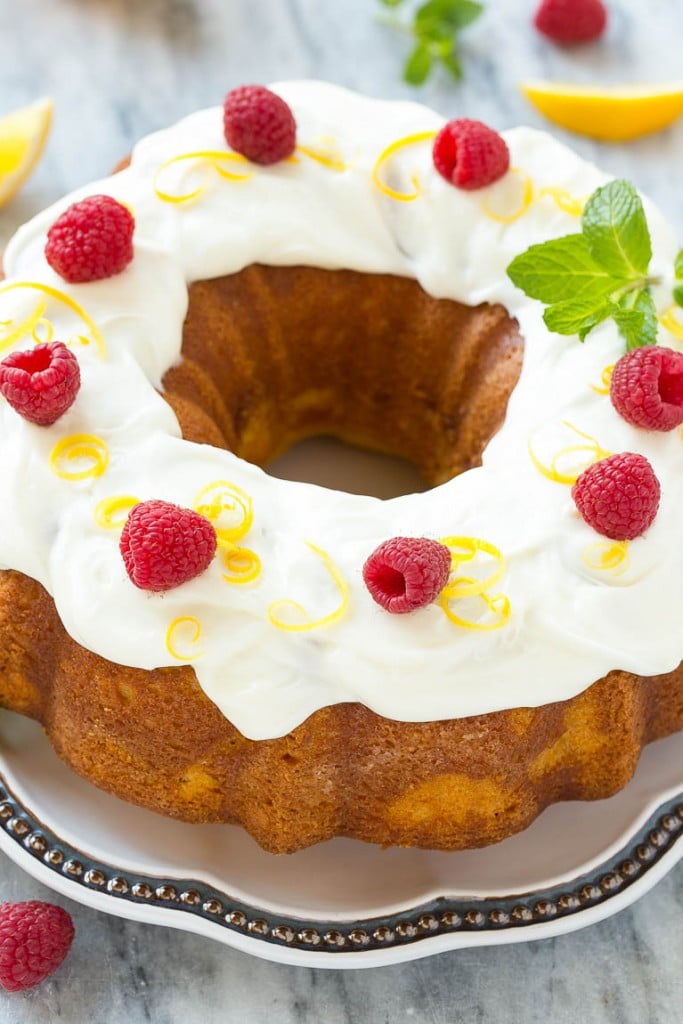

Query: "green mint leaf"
(415, 0), (482, 31)
(404, 42), (433, 84)
(613, 289), (658, 350)
(507, 234), (617, 305)
(675, 249), (683, 280)
(673, 283), (683, 307)
(582, 180), (652, 279)
(577, 304), (613, 341)
(440, 50), (463, 79)
(378, 0), (406, 7)
(543, 299), (610, 337)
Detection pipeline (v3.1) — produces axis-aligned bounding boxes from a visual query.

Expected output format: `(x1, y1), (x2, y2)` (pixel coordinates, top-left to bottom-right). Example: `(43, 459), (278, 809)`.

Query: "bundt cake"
(0, 81), (682, 854)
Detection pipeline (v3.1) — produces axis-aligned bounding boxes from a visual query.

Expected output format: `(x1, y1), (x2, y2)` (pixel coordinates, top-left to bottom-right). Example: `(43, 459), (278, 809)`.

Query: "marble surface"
(1, 0), (683, 1019)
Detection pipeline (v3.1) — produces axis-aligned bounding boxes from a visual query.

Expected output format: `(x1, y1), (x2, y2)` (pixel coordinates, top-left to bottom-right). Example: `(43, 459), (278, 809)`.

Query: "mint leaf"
(675, 249), (683, 280)
(577, 305), (612, 341)
(415, 0), (482, 31)
(543, 299), (610, 336)
(613, 289), (658, 350)
(441, 51), (463, 79)
(404, 42), (433, 83)
(378, 0), (405, 6)
(507, 234), (616, 305)
(582, 180), (652, 279)
(673, 283), (683, 307)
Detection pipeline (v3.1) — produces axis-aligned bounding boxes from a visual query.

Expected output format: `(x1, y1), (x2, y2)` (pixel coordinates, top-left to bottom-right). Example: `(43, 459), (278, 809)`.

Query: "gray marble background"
(1, 0), (683, 1019)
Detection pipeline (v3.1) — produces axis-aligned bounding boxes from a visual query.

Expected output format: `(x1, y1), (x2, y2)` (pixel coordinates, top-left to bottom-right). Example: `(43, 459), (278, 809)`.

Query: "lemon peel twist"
(528, 422), (611, 486)
(193, 480), (261, 585)
(50, 434), (109, 481)
(481, 168), (534, 224)
(94, 495), (139, 529)
(583, 539), (630, 576)
(590, 364), (614, 395)
(268, 542), (348, 632)
(153, 150), (254, 204)
(437, 536), (510, 631)
(166, 616), (203, 661)
(0, 281), (106, 358)
(537, 186), (586, 218)
(372, 130), (437, 202)
(296, 139), (347, 172)
(659, 306), (683, 343)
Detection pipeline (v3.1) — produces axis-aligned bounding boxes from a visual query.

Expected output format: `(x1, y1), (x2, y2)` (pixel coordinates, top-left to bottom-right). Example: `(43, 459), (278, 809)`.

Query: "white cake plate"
(1, 710), (682, 968)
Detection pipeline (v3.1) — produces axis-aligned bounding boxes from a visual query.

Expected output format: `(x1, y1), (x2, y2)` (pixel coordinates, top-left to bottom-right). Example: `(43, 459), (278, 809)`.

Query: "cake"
(0, 81), (682, 854)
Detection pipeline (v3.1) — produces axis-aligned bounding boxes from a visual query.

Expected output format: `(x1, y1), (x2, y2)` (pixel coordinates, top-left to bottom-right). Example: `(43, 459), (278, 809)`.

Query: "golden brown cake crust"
(1, 263), (681, 854)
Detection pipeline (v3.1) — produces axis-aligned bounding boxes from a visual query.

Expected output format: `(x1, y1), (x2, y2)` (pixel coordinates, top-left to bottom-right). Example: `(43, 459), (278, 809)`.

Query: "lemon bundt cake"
(0, 81), (682, 854)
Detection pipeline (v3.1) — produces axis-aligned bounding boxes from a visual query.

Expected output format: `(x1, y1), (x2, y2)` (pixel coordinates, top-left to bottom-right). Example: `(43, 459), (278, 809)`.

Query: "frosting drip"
(2, 82), (682, 739)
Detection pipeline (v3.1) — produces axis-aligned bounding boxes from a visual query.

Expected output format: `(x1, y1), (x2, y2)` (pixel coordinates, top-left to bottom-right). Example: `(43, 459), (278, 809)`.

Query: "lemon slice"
(0, 97), (53, 207)
(521, 81), (683, 142)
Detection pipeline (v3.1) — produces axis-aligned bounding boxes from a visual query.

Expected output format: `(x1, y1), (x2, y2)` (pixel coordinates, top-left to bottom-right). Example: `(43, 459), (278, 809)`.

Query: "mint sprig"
(507, 180), (660, 350)
(377, 0), (483, 85)
(673, 249), (683, 308)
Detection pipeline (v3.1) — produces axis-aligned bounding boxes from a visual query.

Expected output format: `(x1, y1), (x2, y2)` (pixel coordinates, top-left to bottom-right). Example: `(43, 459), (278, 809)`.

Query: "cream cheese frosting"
(1, 81), (682, 740)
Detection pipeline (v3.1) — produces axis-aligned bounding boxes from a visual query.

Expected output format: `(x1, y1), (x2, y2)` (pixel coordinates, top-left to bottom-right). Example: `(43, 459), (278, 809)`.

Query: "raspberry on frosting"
(610, 346), (683, 431)
(363, 537), (451, 614)
(432, 119), (510, 191)
(0, 341), (80, 426)
(223, 85), (296, 165)
(45, 194), (135, 284)
(0, 901), (74, 992)
(120, 499), (217, 591)
(571, 452), (660, 541)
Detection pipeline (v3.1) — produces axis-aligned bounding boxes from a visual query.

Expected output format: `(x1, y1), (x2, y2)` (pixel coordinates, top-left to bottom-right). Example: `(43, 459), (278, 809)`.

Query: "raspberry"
(571, 452), (660, 541)
(45, 194), (134, 284)
(610, 346), (683, 431)
(363, 537), (451, 614)
(0, 901), (74, 992)
(120, 499), (217, 591)
(534, 0), (607, 45)
(0, 341), (80, 426)
(432, 119), (510, 191)
(223, 85), (296, 165)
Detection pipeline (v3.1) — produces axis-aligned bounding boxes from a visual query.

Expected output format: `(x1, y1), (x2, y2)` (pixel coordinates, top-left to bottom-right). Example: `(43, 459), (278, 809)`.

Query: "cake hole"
(267, 436), (429, 499)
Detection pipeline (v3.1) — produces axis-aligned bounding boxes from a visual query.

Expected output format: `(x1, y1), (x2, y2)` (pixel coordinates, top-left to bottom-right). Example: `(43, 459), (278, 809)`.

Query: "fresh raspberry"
(45, 194), (135, 284)
(610, 346), (683, 432)
(534, 0), (607, 45)
(0, 342), (80, 426)
(432, 119), (510, 191)
(0, 901), (74, 992)
(571, 452), (660, 541)
(363, 537), (451, 614)
(120, 499), (217, 591)
(223, 85), (296, 165)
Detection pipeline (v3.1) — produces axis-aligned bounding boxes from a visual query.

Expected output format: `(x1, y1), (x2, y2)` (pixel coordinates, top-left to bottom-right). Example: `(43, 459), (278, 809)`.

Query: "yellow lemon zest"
(371, 130), (437, 202)
(481, 168), (534, 224)
(94, 494), (139, 529)
(0, 97), (53, 208)
(583, 540), (630, 575)
(528, 422), (611, 485)
(590, 364), (614, 395)
(0, 297), (47, 351)
(0, 281), (106, 358)
(50, 434), (109, 481)
(268, 542), (348, 632)
(153, 150), (253, 204)
(537, 186), (586, 217)
(439, 536), (506, 598)
(32, 316), (54, 346)
(165, 616), (203, 661)
(439, 583), (511, 631)
(659, 306), (683, 343)
(220, 542), (261, 585)
(522, 80), (683, 143)
(193, 480), (253, 544)
(297, 140), (347, 172)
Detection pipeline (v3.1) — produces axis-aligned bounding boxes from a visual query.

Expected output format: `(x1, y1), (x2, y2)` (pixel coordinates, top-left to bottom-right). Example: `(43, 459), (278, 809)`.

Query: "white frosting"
(2, 81), (682, 739)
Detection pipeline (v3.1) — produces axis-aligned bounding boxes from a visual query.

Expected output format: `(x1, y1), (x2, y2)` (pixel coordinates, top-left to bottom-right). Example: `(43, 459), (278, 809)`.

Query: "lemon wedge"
(521, 81), (683, 142)
(0, 97), (53, 207)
